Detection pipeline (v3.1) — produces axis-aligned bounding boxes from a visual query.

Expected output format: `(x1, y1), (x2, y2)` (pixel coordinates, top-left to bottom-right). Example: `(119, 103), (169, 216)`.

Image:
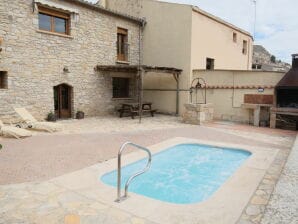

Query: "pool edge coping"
(50, 137), (280, 224)
(237, 134), (297, 224)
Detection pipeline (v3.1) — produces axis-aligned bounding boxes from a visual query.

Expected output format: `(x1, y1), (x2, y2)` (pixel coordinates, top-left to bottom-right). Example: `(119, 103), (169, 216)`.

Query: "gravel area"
(261, 134), (298, 224)
(0, 116), (295, 185)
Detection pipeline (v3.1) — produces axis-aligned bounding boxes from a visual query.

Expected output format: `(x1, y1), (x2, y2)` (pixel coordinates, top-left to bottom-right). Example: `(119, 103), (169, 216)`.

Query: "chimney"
(292, 54), (298, 69)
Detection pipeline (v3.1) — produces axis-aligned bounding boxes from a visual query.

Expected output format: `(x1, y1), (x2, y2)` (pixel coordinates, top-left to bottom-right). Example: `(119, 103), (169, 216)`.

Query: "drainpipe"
(138, 19), (146, 124)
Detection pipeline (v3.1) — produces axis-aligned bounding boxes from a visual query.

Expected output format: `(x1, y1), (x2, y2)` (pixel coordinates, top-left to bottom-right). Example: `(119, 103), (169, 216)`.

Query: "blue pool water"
(101, 144), (251, 204)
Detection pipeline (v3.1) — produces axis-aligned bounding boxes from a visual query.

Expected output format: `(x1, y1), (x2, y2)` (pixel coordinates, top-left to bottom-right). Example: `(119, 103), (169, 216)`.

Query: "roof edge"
(192, 6), (253, 39)
(193, 69), (284, 74)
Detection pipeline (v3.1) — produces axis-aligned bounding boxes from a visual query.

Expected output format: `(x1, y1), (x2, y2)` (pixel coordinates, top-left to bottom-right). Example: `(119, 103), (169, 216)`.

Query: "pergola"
(95, 65), (183, 122)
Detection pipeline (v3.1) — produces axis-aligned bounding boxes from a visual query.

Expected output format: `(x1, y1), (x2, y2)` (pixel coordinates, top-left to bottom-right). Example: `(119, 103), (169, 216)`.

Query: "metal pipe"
(116, 142), (152, 202)
(138, 18), (146, 124)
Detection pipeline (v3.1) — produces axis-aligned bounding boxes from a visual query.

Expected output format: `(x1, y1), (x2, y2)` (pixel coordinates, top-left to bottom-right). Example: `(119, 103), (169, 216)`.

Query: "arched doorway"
(54, 84), (72, 119)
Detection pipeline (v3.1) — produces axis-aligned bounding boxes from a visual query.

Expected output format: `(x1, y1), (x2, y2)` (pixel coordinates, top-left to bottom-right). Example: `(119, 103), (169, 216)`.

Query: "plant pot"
(47, 113), (57, 122)
(76, 111), (85, 119)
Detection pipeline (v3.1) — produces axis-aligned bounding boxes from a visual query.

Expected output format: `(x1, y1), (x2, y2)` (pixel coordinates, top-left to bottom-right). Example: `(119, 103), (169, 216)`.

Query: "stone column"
(253, 106), (261, 127)
(270, 113), (277, 128)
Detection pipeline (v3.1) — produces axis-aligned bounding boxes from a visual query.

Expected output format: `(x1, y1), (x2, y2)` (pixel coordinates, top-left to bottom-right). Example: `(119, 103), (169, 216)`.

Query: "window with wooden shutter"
(113, 77), (130, 98)
(117, 28), (128, 61)
(0, 71), (8, 89)
(38, 7), (70, 35)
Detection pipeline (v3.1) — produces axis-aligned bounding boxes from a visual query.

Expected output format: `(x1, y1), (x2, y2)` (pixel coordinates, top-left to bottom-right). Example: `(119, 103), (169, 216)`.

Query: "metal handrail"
(116, 142), (152, 202)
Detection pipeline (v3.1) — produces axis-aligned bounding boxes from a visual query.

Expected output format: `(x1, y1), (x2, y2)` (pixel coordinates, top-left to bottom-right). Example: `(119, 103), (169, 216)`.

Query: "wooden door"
(54, 84), (71, 119)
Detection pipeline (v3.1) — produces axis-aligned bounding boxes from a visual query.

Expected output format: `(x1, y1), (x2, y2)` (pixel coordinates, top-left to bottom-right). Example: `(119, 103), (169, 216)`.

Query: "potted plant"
(76, 110), (85, 119)
(47, 111), (57, 122)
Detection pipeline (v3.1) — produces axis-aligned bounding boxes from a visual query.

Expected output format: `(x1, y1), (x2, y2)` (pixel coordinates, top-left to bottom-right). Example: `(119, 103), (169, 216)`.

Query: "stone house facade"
(0, 0), (143, 122)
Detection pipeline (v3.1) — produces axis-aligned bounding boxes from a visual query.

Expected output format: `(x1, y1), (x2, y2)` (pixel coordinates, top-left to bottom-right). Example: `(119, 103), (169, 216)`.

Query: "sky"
(89, 0), (298, 63)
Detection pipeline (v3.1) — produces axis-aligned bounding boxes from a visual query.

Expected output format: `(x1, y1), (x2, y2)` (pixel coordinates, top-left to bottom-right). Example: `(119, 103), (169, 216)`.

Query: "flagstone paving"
(261, 135), (298, 224)
(0, 182), (157, 224)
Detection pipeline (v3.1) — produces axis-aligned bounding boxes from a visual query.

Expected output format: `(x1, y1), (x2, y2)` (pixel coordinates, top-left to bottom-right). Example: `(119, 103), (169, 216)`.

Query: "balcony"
(117, 42), (130, 64)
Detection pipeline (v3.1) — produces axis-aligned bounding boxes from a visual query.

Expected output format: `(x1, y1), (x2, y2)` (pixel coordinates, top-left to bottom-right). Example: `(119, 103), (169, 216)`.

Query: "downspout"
(32, 0), (36, 12)
(138, 19), (146, 124)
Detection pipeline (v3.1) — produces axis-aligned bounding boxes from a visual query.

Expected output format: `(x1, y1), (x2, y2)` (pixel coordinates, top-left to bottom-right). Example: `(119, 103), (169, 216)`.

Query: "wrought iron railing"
(116, 42), (130, 62)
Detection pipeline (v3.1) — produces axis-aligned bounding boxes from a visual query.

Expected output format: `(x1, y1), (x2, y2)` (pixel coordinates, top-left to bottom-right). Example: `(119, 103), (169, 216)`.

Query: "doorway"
(54, 84), (72, 119)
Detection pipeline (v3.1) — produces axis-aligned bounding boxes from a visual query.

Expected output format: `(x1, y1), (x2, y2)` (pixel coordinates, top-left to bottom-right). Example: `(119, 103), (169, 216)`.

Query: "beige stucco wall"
(142, 1), (254, 115)
(106, 0), (254, 115)
(0, 0), (141, 122)
(192, 70), (285, 123)
(190, 9), (253, 72)
(141, 1), (192, 114)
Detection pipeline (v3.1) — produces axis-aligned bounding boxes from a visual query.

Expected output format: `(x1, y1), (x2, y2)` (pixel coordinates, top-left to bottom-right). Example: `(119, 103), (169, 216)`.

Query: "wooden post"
(173, 73), (180, 116)
(138, 68), (145, 123)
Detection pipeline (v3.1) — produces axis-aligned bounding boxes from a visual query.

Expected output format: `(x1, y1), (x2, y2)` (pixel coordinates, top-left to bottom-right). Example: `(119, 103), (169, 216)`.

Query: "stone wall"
(182, 103), (214, 125)
(0, 0), (141, 122)
(106, 0), (142, 18)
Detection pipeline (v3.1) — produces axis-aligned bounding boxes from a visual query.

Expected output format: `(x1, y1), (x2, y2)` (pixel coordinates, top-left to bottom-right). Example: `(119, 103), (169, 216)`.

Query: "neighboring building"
(0, 0), (144, 122)
(252, 45), (291, 72)
(104, 0), (254, 114)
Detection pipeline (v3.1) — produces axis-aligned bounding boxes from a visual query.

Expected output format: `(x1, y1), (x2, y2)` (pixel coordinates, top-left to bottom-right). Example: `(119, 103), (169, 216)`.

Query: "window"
(112, 77), (130, 98)
(206, 58), (215, 70)
(38, 7), (70, 35)
(0, 71), (8, 89)
(233, 32), (237, 42)
(117, 28), (128, 61)
(252, 64), (262, 70)
(242, 40), (248, 55)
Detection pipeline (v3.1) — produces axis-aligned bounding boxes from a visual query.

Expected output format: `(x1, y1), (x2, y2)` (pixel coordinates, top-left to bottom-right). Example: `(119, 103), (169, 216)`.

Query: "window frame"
(242, 40), (248, 55)
(0, 71), (8, 89)
(38, 6), (70, 35)
(233, 32), (237, 43)
(117, 28), (129, 62)
(206, 58), (215, 70)
(112, 77), (130, 99)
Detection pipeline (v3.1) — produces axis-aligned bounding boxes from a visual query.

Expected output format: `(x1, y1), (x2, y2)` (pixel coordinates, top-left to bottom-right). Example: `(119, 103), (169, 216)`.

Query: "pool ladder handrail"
(116, 142), (152, 202)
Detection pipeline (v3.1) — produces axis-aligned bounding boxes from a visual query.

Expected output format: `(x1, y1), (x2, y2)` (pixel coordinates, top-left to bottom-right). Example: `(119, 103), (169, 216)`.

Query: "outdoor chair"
(0, 120), (32, 139)
(14, 108), (62, 133)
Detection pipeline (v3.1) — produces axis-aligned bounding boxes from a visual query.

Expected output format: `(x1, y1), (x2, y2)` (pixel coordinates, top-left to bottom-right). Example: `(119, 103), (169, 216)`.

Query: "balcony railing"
(117, 42), (130, 62)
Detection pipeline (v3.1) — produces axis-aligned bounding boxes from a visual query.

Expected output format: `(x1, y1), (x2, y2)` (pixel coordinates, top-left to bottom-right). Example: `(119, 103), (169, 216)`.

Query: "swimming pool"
(101, 144), (251, 204)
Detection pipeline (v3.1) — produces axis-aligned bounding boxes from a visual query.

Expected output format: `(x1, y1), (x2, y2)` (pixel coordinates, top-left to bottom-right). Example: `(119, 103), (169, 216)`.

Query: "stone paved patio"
(261, 135), (298, 224)
(0, 181), (157, 224)
(0, 115), (297, 223)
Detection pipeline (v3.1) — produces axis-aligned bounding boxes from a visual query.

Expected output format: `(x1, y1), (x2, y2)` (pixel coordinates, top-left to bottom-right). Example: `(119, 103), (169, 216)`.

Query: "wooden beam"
(175, 73), (180, 116)
(138, 68), (145, 123)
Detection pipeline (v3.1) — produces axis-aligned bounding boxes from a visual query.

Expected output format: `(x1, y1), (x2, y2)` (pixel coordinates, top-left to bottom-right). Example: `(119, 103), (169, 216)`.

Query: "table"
(118, 102), (156, 119)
